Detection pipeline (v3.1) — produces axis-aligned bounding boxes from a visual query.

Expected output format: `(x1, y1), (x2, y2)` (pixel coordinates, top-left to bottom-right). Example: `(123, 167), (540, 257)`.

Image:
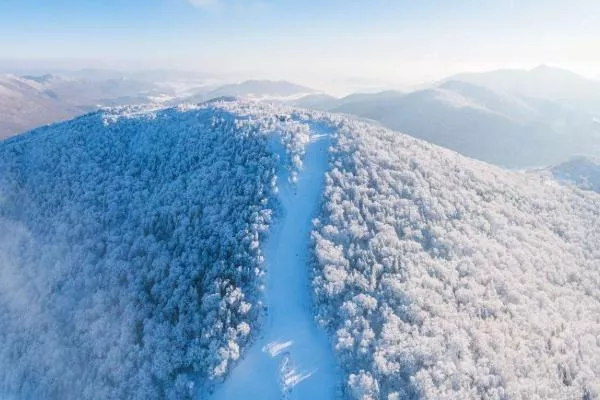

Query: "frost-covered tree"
(0, 101), (314, 399)
(3, 99), (600, 400)
(311, 117), (600, 399)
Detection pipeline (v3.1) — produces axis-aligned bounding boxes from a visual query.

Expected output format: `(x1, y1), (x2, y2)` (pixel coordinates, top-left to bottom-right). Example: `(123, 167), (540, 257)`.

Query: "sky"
(0, 0), (598, 88)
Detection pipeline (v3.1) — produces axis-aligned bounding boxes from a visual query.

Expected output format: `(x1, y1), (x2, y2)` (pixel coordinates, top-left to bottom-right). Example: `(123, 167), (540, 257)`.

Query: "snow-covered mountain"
(1, 101), (599, 399)
(547, 156), (600, 192)
(447, 65), (600, 115)
(0, 102), (284, 399)
(300, 81), (600, 168)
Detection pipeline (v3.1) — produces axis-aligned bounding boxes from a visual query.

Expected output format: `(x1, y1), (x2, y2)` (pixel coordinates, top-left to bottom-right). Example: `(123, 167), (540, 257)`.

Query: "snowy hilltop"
(1, 100), (599, 399)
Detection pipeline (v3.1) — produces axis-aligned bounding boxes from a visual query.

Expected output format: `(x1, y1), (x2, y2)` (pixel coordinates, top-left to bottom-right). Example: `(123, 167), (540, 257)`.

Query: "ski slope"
(209, 123), (338, 399)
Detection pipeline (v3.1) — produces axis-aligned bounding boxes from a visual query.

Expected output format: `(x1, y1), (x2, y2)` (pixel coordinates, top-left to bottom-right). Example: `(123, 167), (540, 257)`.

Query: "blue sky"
(0, 0), (598, 84)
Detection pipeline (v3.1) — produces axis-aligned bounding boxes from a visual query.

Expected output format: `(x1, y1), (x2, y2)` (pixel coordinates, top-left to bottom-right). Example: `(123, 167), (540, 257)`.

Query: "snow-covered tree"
(0, 101), (315, 399)
(312, 117), (600, 399)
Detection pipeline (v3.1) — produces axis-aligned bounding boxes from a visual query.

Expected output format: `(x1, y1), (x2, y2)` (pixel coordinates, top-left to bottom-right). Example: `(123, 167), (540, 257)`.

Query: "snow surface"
(209, 123), (338, 399)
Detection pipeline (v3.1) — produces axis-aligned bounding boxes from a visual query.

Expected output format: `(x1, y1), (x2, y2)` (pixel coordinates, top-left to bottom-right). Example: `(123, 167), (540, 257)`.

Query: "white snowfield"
(1, 100), (600, 400)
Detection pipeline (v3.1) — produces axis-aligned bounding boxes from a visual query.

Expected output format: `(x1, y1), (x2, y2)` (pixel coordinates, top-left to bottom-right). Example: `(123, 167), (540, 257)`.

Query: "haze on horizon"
(1, 0), (598, 92)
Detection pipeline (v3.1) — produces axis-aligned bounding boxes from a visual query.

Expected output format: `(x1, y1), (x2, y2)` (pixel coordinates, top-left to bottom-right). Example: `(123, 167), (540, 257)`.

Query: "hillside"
(0, 74), (78, 139)
(1, 101), (599, 399)
(0, 71), (209, 140)
(292, 93), (340, 110)
(327, 82), (600, 168)
(548, 156), (600, 192)
(0, 101), (321, 399)
(292, 90), (405, 113)
(312, 116), (600, 399)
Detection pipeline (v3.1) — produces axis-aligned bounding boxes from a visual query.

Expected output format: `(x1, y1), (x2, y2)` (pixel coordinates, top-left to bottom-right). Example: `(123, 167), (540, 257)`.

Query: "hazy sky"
(1, 0), (598, 87)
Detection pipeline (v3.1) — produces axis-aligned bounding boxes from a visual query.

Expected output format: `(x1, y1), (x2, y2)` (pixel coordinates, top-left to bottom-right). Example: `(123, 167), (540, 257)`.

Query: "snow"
(2, 98), (600, 399)
(209, 123), (338, 399)
(0, 103), (280, 399)
(547, 156), (600, 192)
(311, 117), (600, 398)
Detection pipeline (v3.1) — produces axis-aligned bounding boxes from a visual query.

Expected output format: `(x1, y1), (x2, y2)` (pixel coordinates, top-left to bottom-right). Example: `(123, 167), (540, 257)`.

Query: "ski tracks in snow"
(208, 124), (337, 399)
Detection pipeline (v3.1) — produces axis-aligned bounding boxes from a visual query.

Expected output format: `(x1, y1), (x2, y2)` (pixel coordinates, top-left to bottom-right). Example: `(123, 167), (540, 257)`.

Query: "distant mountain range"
(182, 80), (317, 104)
(0, 71), (212, 139)
(446, 65), (600, 115)
(292, 66), (600, 168)
(0, 75), (319, 140)
(209, 80), (315, 98)
(0, 74), (78, 139)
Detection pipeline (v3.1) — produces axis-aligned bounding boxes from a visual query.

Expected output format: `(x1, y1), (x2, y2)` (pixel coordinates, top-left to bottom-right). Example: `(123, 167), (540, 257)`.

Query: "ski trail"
(208, 124), (337, 399)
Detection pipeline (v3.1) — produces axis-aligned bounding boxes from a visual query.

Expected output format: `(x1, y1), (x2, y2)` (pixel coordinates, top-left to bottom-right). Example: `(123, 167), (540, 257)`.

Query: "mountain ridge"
(445, 65), (600, 114)
(294, 78), (600, 167)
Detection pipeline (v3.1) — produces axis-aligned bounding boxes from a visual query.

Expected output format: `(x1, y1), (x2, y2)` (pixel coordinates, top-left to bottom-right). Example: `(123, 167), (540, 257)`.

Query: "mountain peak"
(530, 64), (553, 72)
(529, 64), (584, 78)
